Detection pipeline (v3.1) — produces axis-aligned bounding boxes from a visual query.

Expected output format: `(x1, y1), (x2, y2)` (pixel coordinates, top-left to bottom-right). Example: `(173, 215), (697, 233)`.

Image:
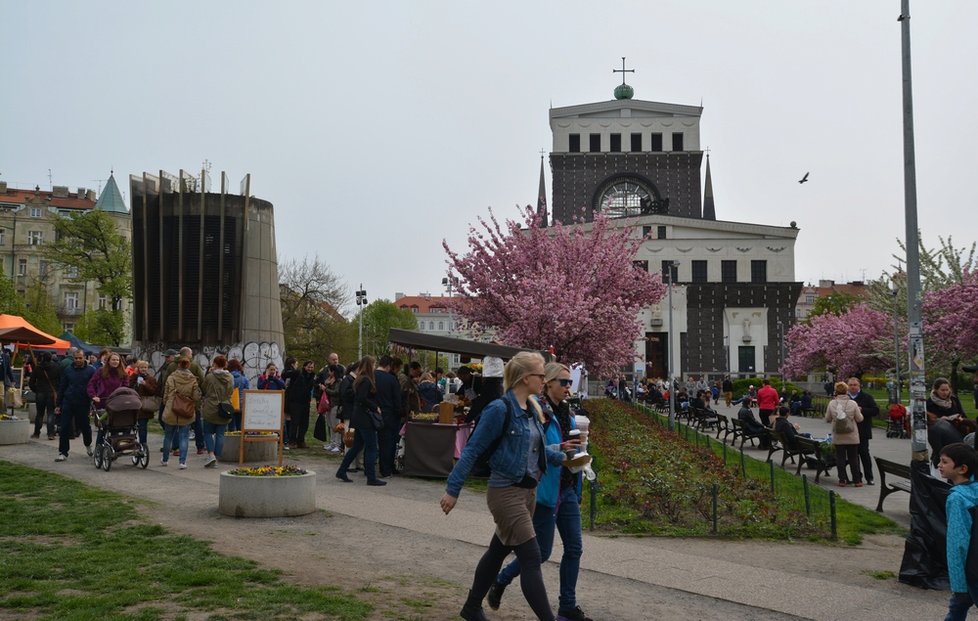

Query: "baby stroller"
(92, 387), (149, 471)
(886, 403), (908, 438)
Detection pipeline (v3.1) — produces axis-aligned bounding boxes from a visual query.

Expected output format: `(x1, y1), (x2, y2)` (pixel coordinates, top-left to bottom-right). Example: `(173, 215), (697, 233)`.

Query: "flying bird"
(798, 172), (809, 184)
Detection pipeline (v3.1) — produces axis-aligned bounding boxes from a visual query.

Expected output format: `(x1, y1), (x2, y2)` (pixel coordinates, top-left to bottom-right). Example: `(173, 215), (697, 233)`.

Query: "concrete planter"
(218, 434), (279, 463)
(218, 470), (316, 518)
(0, 418), (31, 445)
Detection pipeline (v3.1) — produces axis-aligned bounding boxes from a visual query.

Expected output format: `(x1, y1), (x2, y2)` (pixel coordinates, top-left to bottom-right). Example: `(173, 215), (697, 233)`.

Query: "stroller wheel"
(93, 444), (104, 469)
(102, 446), (113, 472)
(137, 446), (149, 469)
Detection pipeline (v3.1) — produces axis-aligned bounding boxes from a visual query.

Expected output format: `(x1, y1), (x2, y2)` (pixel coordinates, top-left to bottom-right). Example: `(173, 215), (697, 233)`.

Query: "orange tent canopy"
(0, 314), (71, 353)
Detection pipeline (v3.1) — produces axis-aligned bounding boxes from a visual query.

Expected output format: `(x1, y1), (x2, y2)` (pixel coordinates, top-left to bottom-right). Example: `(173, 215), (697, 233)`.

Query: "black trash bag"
(312, 413), (328, 442)
(899, 459), (952, 590)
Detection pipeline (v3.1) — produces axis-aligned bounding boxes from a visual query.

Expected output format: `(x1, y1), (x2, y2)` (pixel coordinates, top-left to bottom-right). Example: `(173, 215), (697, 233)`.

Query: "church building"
(543, 66), (801, 379)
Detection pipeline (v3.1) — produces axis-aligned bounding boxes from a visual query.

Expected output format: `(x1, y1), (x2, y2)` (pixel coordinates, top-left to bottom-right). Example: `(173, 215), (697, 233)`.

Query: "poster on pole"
(240, 390), (284, 465)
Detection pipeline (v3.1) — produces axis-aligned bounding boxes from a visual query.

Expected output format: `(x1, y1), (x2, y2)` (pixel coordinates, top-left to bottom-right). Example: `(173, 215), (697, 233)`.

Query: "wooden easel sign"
(240, 390), (285, 466)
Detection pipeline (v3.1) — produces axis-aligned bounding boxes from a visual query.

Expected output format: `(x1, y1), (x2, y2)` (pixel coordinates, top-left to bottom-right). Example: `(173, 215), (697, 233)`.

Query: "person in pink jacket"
(88, 352), (130, 447)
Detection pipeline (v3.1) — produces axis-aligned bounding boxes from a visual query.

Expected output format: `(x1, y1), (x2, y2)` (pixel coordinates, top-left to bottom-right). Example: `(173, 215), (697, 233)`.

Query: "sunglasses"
(557, 379), (573, 387)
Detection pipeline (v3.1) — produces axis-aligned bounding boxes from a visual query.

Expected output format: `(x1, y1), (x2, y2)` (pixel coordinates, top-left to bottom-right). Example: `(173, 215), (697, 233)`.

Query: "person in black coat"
(30, 352), (61, 440)
(335, 356), (386, 486)
(283, 360), (317, 449)
(846, 377), (880, 485)
(375, 356), (403, 477)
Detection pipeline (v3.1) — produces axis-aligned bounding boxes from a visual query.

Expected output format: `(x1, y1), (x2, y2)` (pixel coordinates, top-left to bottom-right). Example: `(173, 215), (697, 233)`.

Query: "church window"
(642, 226), (652, 238)
(671, 132), (684, 151)
(589, 134), (601, 152)
(751, 260), (767, 283)
(610, 134), (621, 152)
(657, 226), (667, 239)
(569, 134), (581, 153)
(596, 179), (654, 218)
(692, 260), (708, 283)
(650, 133), (663, 151)
(722, 260), (737, 283)
(630, 133), (642, 152)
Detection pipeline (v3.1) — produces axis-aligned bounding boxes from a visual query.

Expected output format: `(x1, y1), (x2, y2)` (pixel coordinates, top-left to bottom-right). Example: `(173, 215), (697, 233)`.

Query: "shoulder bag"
(171, 392), (196, 421)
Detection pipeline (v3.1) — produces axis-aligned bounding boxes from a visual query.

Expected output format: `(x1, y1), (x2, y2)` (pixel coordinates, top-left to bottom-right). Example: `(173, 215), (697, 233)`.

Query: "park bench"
(793, 437), (833, 483)
(768, 428), (820, 469)
(715, 413), (731, 442)
(690, 406), (719, 433)
(764, 428), (786, 464)
(875, 457), (912, 512)
(730, 418), (763, 449)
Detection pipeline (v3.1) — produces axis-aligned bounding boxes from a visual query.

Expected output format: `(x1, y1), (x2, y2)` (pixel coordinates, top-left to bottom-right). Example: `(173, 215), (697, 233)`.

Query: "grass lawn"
(0, 460), (372, 621)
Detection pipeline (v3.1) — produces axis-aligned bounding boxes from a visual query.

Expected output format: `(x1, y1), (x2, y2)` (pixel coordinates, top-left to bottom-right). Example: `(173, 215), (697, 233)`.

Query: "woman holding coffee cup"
(440, 352), (572, 621)
(487, 362), (593, 621)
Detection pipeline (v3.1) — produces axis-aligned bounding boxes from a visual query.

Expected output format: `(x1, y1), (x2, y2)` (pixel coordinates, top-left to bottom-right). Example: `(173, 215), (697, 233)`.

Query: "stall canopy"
(0, 314), (71, 352)
(387, 328), (545, 361)
(58, 331), (101, 356)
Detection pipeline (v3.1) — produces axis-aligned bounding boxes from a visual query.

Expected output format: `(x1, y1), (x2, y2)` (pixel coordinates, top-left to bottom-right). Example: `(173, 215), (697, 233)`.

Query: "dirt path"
(1, 439), (948, 620)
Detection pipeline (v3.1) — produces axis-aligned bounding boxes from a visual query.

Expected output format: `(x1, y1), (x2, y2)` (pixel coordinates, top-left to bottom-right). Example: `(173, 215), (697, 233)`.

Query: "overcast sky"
(3, 1), (976, 312)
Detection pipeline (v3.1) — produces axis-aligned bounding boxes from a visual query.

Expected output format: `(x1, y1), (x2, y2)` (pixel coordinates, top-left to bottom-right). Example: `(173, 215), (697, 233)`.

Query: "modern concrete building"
(0, 176), (131, 335)
(129, 170), (284, 381)
(544, 71), (801, 379)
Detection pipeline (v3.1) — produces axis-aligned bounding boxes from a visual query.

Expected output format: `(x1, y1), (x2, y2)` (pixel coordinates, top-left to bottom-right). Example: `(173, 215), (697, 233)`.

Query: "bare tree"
(278, 255), (353, 362)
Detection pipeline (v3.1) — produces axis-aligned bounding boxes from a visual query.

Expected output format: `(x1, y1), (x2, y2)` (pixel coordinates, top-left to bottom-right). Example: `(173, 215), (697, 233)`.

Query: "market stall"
(387, 329), (547, 478)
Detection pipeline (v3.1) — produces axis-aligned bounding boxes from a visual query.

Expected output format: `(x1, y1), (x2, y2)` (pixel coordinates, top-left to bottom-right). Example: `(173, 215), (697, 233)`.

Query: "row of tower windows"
(634, 259), (768, 284)
(568, 132), (684, 153)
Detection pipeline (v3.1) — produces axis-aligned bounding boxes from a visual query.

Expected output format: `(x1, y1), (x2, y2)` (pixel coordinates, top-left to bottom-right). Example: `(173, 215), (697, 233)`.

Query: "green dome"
(614, 83), (634, 100)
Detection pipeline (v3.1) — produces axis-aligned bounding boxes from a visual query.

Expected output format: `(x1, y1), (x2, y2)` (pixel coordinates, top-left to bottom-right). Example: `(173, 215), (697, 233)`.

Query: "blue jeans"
(202, 421), (227, 457)
(162, 424), (189, 464)
(945, 592), (976, 621)
(137, 419), (148, 446)
(497, 486), (584, 610)
(337, 427), (379, 482)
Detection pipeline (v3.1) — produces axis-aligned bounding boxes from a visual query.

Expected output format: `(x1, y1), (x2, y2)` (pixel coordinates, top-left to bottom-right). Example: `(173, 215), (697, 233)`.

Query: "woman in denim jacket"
(441, 352), (569, 621)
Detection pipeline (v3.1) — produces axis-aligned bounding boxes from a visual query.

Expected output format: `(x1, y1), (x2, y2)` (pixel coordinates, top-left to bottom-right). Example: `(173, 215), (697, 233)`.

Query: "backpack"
(471, 398), (513, 478)
(832, 402), (856, 435)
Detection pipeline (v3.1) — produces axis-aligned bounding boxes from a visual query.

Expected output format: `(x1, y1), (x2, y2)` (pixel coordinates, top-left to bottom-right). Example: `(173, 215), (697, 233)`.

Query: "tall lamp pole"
(899, 0), (927, 461)
(667, 261), (679, 430)
(356, 285), (367, 360)
(442, 275), (458, 369)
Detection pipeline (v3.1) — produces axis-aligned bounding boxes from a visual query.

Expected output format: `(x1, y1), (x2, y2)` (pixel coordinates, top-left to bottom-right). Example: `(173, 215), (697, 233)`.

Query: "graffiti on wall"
(134, 342), (284, 387)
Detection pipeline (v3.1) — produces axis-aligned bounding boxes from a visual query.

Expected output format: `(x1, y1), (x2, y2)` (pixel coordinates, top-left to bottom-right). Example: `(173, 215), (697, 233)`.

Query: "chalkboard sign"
(242, 390), (284, 432)
(9, 367), (23, 391)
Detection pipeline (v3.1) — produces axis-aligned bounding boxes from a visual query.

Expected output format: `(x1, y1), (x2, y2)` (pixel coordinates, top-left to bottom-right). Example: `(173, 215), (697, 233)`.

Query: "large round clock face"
(598, 181), (652, 218)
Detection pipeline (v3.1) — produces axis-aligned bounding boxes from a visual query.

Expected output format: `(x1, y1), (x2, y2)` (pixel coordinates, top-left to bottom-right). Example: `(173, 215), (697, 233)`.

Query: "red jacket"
(757, 385), (780, 411)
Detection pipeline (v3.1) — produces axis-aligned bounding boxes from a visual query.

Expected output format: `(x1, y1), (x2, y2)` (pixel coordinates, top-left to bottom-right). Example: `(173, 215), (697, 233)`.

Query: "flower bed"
(218, 466), (316, 518)
(585, 399), (831, 539)
(0, 416), (31, 445)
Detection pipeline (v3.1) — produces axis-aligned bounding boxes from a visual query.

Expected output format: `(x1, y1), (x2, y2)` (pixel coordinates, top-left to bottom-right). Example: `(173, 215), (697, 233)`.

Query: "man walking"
(375, 355), (402, 477)
(722, 376), (734, 408)
(54, 350), (95, 462)
(847, 377), (880, 485)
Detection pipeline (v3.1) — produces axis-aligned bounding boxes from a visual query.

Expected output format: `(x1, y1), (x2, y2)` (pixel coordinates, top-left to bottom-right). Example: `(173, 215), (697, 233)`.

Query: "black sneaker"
(557, 605), (594, 621)
(486, 582), (506, 610)
(459, 603), (489, 621)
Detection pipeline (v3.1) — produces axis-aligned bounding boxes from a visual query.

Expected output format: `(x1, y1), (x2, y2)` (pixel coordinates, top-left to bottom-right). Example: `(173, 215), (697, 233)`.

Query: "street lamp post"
(442, 275), (458, 369)
(666, 261), (679, 430)
(355, 285), (367, 360)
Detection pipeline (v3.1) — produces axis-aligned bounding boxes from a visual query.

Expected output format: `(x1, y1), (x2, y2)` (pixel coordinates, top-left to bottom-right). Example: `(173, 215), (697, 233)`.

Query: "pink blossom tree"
(443, 206), (666, 376)
(922, 269), (978, 380)
(783, 304), (891, 379)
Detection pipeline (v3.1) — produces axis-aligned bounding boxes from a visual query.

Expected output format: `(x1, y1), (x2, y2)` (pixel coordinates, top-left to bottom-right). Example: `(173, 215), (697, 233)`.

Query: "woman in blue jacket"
(488, 362), (591, 621)
(440, 352), (569, 621)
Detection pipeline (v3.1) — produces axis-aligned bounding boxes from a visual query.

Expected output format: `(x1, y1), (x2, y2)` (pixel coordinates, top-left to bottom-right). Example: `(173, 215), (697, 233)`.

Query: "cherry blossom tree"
(922, 269), (978, 382)
(783, 304), (891, 379)
(443, 206), (666, 376)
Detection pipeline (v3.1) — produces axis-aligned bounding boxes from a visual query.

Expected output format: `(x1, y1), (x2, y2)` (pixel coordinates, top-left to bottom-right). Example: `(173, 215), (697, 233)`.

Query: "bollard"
(589, 478), (598, 531)
(769, 460), (775, 495)
(829, 490), (837, 540)
(722, 440), (728, 465)
(802, 474), (811, 517)
(739, 447), (746, 478)
(711, 483), (718, 534)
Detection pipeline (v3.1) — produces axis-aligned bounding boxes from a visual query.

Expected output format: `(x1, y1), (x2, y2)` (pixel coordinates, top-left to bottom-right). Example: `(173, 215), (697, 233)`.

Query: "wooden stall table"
(401, 420), (474, 478)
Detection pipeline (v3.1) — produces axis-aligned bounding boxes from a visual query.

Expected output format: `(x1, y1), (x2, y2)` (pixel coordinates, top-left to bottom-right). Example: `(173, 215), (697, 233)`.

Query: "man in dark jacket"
(54, 350), (95, 462)
(847, 377), (880, 485)
(375, 355), (403, 477)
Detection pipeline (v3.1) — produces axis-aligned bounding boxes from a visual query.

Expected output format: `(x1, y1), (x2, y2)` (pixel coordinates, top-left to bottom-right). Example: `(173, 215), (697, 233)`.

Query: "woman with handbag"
(335, 355), (386, 486)
(130, 360), (160, 452)
(200, 355), (234, 468)
(161, 355), (202, 469)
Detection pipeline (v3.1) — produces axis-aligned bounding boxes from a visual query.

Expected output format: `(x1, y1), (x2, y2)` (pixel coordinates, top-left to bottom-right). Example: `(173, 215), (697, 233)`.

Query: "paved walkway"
(0, 415), (948, 621)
